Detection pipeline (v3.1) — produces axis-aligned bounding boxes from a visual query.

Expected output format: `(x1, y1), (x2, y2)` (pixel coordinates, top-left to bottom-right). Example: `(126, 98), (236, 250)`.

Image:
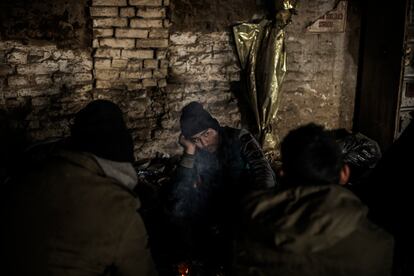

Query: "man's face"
(190, 128), (219, 153)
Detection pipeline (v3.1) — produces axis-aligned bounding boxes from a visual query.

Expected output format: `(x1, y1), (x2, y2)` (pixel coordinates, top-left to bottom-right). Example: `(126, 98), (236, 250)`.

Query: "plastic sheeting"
(233, 0), (298, 156)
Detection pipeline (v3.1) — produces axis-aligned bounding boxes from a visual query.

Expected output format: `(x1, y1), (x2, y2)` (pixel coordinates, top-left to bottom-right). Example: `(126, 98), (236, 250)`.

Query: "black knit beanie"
(180, 102), (220, 138)
(70, 100), (134, 163)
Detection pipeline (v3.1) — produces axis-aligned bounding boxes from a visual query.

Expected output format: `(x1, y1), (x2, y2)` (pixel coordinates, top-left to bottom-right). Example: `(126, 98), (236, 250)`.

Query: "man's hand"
(179, 133), (196, 155)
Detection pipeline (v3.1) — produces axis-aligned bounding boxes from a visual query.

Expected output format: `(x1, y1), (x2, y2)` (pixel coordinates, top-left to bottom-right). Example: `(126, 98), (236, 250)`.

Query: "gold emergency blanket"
(233, 0), (297, 154)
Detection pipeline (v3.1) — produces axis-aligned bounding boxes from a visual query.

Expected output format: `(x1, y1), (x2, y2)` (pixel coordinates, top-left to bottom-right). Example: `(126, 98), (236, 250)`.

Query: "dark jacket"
(233, 184), (394, 276)
(170, 126), (276, 221)
(1, 150), (156, 276)
(168, 127), (276, 269)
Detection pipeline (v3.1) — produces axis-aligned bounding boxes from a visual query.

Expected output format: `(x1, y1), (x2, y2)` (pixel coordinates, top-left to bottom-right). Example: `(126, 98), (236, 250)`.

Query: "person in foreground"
(364, 117), (414, 276)
(168, 101), (276, 274)
(233, 123), (394, 276)
(1, 100), (156, 276)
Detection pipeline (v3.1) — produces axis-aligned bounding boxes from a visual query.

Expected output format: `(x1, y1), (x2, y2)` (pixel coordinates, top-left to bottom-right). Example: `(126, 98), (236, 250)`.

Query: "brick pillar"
(91, 0), (169, 91)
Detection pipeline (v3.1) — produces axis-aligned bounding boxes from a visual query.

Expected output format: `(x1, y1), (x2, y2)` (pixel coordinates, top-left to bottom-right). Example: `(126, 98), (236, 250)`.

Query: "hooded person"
(1, 100), (157, 276)
(233, 123), (394, 276)
(167, 101), (276, 274)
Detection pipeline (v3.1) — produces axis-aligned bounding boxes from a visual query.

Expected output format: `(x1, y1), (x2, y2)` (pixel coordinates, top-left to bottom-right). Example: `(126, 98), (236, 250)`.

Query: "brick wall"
(89, 0), (172, 159)
(0, 0), (362, 161)
(0, 41), (93, 140)
(91, 0), (169, 91)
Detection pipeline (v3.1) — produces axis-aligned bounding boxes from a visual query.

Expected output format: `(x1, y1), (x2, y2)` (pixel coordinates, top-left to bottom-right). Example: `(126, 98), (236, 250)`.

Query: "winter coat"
(233, 184), (394, 276)
(167, 127), (276, 269)
(170, 126), (276, 222)
(1, 150), (156, 276)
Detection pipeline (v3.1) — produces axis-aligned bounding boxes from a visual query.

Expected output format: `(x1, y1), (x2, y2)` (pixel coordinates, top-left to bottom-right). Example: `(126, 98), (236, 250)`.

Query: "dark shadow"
(0, 109), (29, 186)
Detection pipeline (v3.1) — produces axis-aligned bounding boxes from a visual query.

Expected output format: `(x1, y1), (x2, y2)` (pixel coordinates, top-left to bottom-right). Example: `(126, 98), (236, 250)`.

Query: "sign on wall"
(307, 1), (348, 33)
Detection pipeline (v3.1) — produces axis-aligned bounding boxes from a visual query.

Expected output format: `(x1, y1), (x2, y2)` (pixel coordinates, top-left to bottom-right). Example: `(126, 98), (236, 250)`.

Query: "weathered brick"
(213, 42), (232, 51)
(74, 84), (93, 94)
(163, 0), (170, 6)
(144, 59), (158, 69)
(170, 32), (197, 45)
(115, 28), (148, 38)
(27, 52), (47, 63)
(93, 28), (114, 38)
(0, 64), (14, 76)
(156, 50), (167, 59)
(119, 70), (152, 79)
(17, 62), (59, 75)
(153, 68), (167, 78)
(53, 73), (93, 84)
(137, 7), (165, 18)
(136, 39), (168, 48)
(7, 76), (29, 87)
(184, 44), (211, 53)
(112, 59), (129, 68)
(158, 78), (167, 87)
(95, 58), (112, 69)
(130, 19), (163, 28)
(93, 0), (127, 6)
(149, 28), (168, 38)
(122, 49), (154, 59)
(6, 51), (28, 64)
(59, 50), (76, 60)
(17, 87), (59, 97)
(76, 73), (94, 82)
(96, 80), (113, 89)
(169, 63), (186, 75)
(90, 7), (118, 17)
(159, 59), (168, 68)
(127, 82), (143, 90)
(119, 71), (141, 79)
(100, 38), (135, 48)
(34, 75), (53, 85)
(120, 7), (136, 17)
(3, 89), (17, 98)
(163, 19), (172, 28)
(127, 60), (143, 69)
(229, 72), (240, 82)
(95, 48), (121, 58)
(57, 59), (92, 73)
(93, 39), (100, 48)
(142, 78), (157, 87)
(95, 69), (120, 80)
(93, 18), (128, 28)
(129, 0), (162, 6)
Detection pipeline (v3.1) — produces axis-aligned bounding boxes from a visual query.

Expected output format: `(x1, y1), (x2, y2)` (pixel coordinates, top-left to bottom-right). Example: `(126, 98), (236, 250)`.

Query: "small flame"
(177, 262), (190, 276)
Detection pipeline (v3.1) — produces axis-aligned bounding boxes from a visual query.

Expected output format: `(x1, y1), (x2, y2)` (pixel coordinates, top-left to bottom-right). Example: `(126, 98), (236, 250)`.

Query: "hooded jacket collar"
(249, 184), (367, 253)
(55, 150), (138, 191)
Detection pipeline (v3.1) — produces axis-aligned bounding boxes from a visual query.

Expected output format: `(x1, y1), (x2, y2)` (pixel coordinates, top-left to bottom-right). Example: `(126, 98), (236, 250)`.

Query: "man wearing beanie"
(1, 100), (156, 276)
(168, 101), (276, 274)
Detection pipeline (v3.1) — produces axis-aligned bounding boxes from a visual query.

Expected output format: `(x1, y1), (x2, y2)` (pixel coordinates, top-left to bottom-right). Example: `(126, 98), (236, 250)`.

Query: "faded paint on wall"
(275, 0), (361, 143)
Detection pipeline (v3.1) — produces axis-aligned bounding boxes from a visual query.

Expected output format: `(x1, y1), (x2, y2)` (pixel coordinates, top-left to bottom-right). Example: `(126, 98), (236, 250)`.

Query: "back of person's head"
(281, 123), (344, 186)
(70, 100), (134, 163)
(180, 101), (220, 138)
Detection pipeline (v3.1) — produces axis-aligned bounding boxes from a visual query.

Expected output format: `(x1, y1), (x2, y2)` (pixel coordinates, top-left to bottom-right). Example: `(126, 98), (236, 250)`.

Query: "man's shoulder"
(221, 126), (241, 134)
(221, 126), (253, 140)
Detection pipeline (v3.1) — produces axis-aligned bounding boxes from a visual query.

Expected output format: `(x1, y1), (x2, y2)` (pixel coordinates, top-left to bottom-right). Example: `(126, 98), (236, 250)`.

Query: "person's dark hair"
(180, 102), (220, 138)
(281, 123), (344, 186)
(70, 100), (134, 163)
